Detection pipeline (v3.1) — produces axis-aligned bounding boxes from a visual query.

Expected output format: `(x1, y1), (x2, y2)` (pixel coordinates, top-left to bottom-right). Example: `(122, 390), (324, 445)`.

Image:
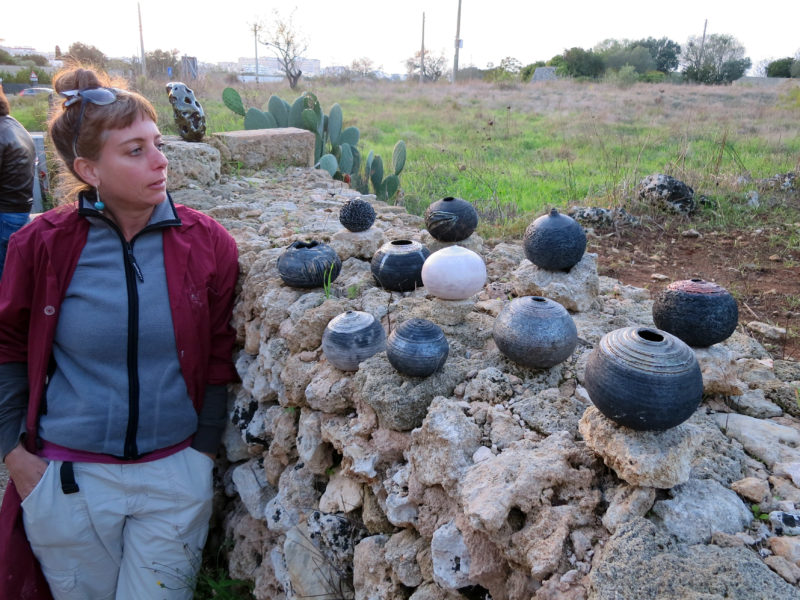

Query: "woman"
(0, 66), (239, 599)
(0, 85), (36, 280)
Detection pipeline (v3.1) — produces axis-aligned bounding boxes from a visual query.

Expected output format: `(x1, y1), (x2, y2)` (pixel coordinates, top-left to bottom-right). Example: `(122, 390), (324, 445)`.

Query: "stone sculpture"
(166, 81), (206, 142)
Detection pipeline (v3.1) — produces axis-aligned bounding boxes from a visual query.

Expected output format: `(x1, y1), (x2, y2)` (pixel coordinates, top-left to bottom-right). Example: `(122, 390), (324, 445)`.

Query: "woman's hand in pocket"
(4, 444), (48, 500)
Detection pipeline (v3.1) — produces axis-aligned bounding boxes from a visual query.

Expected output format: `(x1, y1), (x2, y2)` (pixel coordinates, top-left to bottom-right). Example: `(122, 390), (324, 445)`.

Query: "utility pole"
(699, 19), (708, 66)
(452, 0), (462, 83)
(252, 23), (262, 84)
(138, 2), (146, 77)
(420, 12), (425, 85)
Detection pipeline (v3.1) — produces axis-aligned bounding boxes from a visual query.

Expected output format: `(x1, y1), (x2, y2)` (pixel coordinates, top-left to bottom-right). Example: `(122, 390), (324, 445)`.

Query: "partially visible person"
(0, 86), (36, 280)
(0, 66), (239, 599)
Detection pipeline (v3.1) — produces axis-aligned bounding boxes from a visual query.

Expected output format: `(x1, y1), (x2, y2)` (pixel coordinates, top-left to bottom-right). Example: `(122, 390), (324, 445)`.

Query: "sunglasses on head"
(60, 87), (121, 158)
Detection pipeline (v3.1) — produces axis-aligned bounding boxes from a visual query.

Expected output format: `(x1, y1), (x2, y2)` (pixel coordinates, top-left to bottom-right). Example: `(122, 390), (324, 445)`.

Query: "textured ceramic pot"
(584, 326), (703, 431)
(371, 240), (431, 292)
(277, 240), (342, 288)
(652, 278), (739, 347)
(339, 197), (376, 232)
(492, 296), (578, 369)
(421, 245), (487, 300)
(322, 310), (387, 371)
(523, 208), (587, 271)
(424, 196), (479, 242)
(386, 318), (449, 377)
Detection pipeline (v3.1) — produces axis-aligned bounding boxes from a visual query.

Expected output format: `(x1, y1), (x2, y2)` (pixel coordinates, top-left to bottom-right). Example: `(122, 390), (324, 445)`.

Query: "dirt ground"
(587, 210), (800, 361)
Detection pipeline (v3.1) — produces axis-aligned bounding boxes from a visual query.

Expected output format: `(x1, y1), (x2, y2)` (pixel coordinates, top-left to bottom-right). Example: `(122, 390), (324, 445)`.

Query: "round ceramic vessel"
(424, 196), (479, 242)
(322, 310), (387, 371)
(652, 278), (738, 347)
(277, 240), (342, 288)
(583, 326), (703, 431)
(523, 208), (587, 271)
(386, 318), (449, 377)
(421, 245), (487, 300)
(492, 296), (578, 368)
(371, 240), (431, 292)
(339, 197), (376, 232)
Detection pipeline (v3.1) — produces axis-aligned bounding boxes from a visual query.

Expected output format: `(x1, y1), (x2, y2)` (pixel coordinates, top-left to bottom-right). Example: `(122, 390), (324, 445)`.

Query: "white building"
(237, 56), (321, 77)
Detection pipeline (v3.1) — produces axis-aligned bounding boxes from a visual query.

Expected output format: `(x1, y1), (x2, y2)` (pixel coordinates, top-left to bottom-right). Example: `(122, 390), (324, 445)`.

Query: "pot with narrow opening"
(523, 207), (586, 271)
(386, 318), (449, 377)
(652, 278), (738, 347)
(371, 239), (430, 292)
(424, 196), (479, 242)
(492, 296), (578, 369)
(584, 326), (703, 431)
(277, 240), (342, 288)
(322, 310), (386, 371)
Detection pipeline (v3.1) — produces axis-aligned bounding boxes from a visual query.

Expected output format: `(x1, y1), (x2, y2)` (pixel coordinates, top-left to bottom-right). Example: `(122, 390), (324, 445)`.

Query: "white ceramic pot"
(421, 245), (487, 300)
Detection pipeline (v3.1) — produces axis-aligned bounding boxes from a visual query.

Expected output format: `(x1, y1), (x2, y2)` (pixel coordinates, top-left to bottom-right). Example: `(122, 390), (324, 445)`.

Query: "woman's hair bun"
(53, 67), (109, 94)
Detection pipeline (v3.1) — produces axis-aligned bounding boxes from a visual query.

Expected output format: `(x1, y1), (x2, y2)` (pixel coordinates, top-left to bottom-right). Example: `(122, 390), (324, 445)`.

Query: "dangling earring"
(94, 187), (105, 211)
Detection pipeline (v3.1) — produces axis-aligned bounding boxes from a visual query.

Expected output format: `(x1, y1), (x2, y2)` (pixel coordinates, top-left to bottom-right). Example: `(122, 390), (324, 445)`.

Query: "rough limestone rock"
(651, 478), (753, 544)
(232, 458), (277, 519)
(358, 356), (470, 431)
(714, 413), (800, 468)
(637, 174), (696, 215)
(589, 518), (798, 600)
(579, 406), (702, 488)
(408, 397), (481, 494)
(511, 252), (600, 312)
(602, 485), (657, 533)
(163, 138), (220, 188)
(211, 128), (315, 169)
(157, 162), (800, 600)
(431, 520), (474, 589)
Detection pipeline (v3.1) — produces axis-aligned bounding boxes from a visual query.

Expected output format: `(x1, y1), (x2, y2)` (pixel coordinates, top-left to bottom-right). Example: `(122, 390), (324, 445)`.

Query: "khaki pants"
(21, 447), (214, 600)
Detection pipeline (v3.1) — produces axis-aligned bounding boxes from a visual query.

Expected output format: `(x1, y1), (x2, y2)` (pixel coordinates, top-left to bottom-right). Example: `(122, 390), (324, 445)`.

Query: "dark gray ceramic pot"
(322, 310), (387, 371)
(492, 296), (578, 369)
(339, 197), (376, 232)
(584, 326), (703, 431)
(386, 318), (449, 377)
(652, 279), (738, 347)
(371, 240), (430, 292)
(424, 196), (479, 242)
(277, 240), (342, 288)
(523, 208), (587, 271)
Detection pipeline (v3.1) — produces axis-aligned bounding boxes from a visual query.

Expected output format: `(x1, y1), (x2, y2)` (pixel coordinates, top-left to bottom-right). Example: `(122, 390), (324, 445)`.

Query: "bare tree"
(405, 49), (447, 82)
(350, 57), (376, 79)
(259, 9), (307, 89)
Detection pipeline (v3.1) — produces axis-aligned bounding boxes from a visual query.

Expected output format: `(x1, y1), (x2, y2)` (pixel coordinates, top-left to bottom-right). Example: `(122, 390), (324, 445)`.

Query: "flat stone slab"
(211, 127), (315, 170)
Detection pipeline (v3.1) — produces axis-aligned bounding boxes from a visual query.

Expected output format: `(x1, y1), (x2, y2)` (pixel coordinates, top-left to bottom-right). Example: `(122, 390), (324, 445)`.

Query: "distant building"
(237, 56), (321, 77)
(0, 45), (39, 56)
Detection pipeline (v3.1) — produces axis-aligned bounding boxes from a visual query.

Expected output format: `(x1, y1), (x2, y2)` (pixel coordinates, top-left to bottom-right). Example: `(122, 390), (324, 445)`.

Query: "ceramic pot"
(584, 326), (703, 431)
(652, 278), (738, 347)
(371, 240), (430, 292)
(386, 318), (449, 377)
(421, 245), (487, 300)
(523, 208), (587, 271)
(322, 310), (387, 371)
(492, 296), (578, 368)
(339, 197), (376, 232)
(424, 196), (479, 242)
(277, 240), (342, 288)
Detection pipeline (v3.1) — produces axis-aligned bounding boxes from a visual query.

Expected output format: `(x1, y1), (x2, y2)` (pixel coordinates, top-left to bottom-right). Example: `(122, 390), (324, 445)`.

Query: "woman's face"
(91, 115), (168, 213)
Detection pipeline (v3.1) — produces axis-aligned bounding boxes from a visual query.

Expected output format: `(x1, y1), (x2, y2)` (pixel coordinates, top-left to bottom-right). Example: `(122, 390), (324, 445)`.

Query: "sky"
(3, 1), (799, 75)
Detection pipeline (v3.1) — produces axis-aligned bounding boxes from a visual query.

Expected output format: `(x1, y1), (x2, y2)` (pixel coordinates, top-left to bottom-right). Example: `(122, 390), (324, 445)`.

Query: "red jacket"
(0, 199), (239, 599)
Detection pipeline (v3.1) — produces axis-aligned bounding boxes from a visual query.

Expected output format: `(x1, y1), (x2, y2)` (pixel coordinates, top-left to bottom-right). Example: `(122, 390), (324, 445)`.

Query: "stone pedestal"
(211, 127), (316, 170)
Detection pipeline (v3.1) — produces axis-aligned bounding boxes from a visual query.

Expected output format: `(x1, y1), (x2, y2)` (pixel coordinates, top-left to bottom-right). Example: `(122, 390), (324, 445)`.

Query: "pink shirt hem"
(39, 437), (192, 464)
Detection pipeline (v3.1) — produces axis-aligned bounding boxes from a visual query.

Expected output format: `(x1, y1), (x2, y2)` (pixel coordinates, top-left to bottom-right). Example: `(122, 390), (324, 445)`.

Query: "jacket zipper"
(122, 238), (142, 459)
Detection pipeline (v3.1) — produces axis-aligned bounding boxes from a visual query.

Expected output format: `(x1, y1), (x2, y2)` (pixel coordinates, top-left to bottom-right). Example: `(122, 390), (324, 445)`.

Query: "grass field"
(9, 76), (800, 235)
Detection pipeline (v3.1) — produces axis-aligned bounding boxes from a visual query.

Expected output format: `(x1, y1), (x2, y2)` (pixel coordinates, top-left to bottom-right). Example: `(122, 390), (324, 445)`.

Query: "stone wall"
(171, 167), (800, 600)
